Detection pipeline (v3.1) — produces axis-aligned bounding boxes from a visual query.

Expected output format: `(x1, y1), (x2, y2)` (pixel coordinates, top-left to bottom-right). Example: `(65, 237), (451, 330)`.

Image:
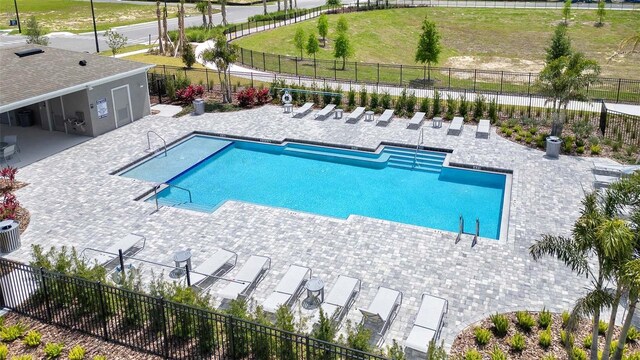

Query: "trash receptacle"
(193, 98), (205, 115)
(17, 109), (33, 127)
(9, 19), (17, 26)
(546, 136), (562, 158)
(0, 220), (20, 253)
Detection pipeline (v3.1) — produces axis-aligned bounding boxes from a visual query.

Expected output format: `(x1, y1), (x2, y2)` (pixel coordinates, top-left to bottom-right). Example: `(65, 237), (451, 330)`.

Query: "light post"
(90, 0), (100, 53)
(13, 0), (21, 33)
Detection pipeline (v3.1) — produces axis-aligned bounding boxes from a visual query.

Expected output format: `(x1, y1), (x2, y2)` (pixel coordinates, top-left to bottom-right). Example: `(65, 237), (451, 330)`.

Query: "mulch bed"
(0, 180), (30, 234)
(1, 312), (163, 359)
(450, 312), (640, 360)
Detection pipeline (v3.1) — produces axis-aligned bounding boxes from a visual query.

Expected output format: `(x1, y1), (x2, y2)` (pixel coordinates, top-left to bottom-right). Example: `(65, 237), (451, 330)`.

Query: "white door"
(111, 85), (133, 128)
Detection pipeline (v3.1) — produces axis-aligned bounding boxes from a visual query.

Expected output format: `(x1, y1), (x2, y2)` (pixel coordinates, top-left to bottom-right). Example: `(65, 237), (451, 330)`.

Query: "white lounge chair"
(593, 164), (640, 177)
(320, 275), (361, 325)
(83, 233), (146, 267)
(218, 255), (271, 300)
(447, 117), (464, 135)
(376, 109), (394, 127)
(190, 249), (238, 291)
(407, 112), (426, 129)
(594, 173), (619, 189)
(346, 107), (365, 124)
(314, 104), (336, 120)
(404, 293), (449, 354)
(359, 286), (403, 336)
(293, 102), (314, 118)
(262, 264), (311, 313)
(476, 119), (490, 139)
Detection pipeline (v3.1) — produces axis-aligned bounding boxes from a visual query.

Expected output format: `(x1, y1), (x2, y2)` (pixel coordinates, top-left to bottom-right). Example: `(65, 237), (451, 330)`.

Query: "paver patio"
(7, 105), (601, 354)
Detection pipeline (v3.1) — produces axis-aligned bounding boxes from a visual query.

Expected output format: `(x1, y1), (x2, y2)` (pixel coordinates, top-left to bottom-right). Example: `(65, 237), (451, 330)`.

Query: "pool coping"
(116, 131), (513, 242)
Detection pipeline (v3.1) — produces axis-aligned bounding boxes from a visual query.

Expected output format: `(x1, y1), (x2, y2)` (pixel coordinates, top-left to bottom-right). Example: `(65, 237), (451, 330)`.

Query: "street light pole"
(90, 0), (100, 53)
(13, 0), (21, 33)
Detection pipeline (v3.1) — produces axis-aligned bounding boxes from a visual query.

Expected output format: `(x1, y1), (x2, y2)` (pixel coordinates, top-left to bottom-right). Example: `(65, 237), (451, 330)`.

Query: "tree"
(25, 16), (48, 46)
(530, 190), (635, 360)
(336, 16), (348, 34)
(326, 0), (342, 6)
(207, 0), (213, 28)
(200, 36), (238, 103)
(612, 31), (640, 58)
(414, 16), (441, 83)
(546, 24), (572, 64)
(294, 28), (305, 60)
(306, 33), (320, 59)
(596, 0), (605, 26)
(195, 1), (208, 26)
(104, 29), (128, 57)
(182, 43), (196, 69)
(333, 32), (353, 70)
(156, 1), (164, 55)
(563, 0), (572, 24)
(318, 14), (329, 47)
(220, 0), (228, 26)
(537, 52), (600, 136)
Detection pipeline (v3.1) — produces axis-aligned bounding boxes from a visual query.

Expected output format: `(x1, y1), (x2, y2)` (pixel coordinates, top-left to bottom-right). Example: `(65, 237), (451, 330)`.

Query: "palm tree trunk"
(156, 2), (164, 55)
(613, 294), (638, 360)
(602, 284), (624, 360)
(162, 7), (169, 54)
(342, 57), (346, 70)
(263, 0), (267, 14)
(277, 0), (281, 12)
(589, 309), (601, 360)
(221, 0), (228, 26)
(207, 0), (213, 28)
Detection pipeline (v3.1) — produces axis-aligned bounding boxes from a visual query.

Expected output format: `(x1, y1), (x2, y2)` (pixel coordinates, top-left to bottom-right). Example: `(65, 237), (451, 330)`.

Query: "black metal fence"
(0, 258), (388, 360)
(601, 105), (640, 147)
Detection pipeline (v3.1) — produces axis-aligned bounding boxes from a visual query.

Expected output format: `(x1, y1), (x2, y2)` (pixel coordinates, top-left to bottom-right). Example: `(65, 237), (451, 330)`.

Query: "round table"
(334, 109), (344, 119)
(171, 250), (192, 278)
(305, 277), (325, 306)
(364, 111), (374, 122)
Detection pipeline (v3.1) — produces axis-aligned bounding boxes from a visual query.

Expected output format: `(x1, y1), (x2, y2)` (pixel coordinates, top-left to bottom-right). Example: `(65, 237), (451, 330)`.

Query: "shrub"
(473, 95), (486, 120)
(395, 89), (407, 116)
(459, 95), (469, 119)
(445, 96), (456, 120)
(563, 136), (574, 153)
(237, 87), (257, 108)
(464, 349), (482, 360)
(572, 347), (587, 360)
(610, 339), (624, 357)
(626, 352), (640, 360)
(432, 91), (441, 116)
(538, 308), (552, 329)
(590, 144), (602, 155)
(44, 343), (64, 359)
(369, 92), (379, 111)
(529, 126), (539, 135)
(562, 311), (570, 328)
(488, 98), (498, 123)
(23, 330), (41, 347)
(598, 320), (608, 335)
(381, 92), (392, 110)
(510, 332), (526, 352)
(516, 311), (535, 332)
(181, 44), (196, 69)
(68, 345), (86, 360)
(504, 129), (513, 137)
(175, 84), (204, 105)
(543, 355), (558, 360)
(474, 327), (491, 346)
(359, 87), (367, 108)
(490, 313), (509, 337)
(489, 346), (506, 360)
(406, 92), (417, 116)
(0, 344), (7, 360)
(583, 334), (591, 348)
(92, 357), (107, 360)
(0, 323), (27, 342)
(576, 146), (584, 154)
(386, 339), (405, 360)
(348, 88), (356, 108)
(539, 327), (552, 348)
(420, 97), (430, 115)
(628, 326), (640, 342)
(561, 330), (575, 347)
(10, 356), (32, 360)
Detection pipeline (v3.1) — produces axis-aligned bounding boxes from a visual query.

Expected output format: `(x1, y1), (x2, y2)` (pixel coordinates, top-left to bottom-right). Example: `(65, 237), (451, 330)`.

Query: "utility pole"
(90, 0), (100, 52)
(13, 0), (21, 33)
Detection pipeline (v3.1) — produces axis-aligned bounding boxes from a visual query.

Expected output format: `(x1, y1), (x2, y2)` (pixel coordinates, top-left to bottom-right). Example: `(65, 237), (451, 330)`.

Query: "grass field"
(233, 7), (640, 78)
(0, 0), (200, 33)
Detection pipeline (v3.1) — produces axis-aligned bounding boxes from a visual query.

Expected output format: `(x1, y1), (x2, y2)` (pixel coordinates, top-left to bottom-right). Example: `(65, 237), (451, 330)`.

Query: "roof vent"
(14, 48), (44, 58)
(79, 60), (87, 66)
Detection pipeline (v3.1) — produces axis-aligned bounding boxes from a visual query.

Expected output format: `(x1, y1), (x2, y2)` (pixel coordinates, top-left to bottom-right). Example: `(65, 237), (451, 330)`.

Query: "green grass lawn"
(99, 44), (152, 56)
(233, 7), (640, 79)
(0, 0), (200, 33)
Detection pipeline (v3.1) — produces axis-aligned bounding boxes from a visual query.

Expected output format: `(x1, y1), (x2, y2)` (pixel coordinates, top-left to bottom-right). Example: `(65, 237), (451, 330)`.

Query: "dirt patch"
(445, 56), (544, 74)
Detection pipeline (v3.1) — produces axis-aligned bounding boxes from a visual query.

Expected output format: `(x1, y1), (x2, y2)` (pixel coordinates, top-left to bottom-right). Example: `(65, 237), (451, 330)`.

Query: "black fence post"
(185, 265), (191, 286)
(97, 282), (109, 340)
(159, 297), (170, 358)
(377, 63), (380, 83)
(448, 68), (451, 89)
(527, 73), (532, 96)
(162, 64), (166, 77)
(616, 79), (622, 103)
(296, 59), (298, 77)
(278, 55), (281, 73)
(205, 68), (209, 91)
(251, 72), (254, 88)
(306, 335), (311, 359)
(39, 267), (53, 322)
(500, 71), (503, 94)
(227, 315), (235, 359)
(118, 249), (125, 276)
(473, 69), (477, 92)
(263, 52), (266, 71)
(400, 65), (403, 86)
(334, 60), (337, 80)
(251, 50), (254, 68)
(355, 62), (358, 82)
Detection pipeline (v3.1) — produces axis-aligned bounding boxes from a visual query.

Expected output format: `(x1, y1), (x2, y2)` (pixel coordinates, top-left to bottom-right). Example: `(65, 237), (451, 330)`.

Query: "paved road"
(0, 0), (325, 53)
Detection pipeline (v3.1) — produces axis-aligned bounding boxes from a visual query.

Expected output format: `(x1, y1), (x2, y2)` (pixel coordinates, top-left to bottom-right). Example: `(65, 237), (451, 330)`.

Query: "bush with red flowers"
(175, 85), (205, 105)
(0, 166), (20, 220)
(236, 87), (271, 108)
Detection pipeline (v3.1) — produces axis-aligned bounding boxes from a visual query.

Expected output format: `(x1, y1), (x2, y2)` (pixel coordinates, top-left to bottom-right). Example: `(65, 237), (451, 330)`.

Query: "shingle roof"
(0, 45), (152, 110)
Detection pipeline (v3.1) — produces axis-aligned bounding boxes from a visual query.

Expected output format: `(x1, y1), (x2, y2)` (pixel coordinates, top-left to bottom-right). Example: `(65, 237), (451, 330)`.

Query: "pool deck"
(9, 105), (602, 355)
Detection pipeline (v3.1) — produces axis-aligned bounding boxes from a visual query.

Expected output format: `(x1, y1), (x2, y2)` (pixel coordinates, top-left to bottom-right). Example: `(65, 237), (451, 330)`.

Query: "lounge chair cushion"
(366, 287), (400, 321)
(320, 303), (341, 319)
(274, 265), (309, 294)
(415, 295), (447, 330)
(190, 249), (236, 286)
(263, 291), (292, 313)
(218, 255), (269, 300)
(447, 117), (464, 135)
(325, 276), (359, 307)
(93, 234), (144, 265)
(405, 326), (436, 354)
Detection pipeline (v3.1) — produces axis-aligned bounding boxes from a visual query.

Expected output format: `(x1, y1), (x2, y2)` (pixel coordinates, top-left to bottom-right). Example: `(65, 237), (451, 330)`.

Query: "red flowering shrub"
(237, 87), (257, 108)
(0, 192), (18, 220)
(0, 166), (17, 187)
(236, 87), (271, 108)
(175, 85), (205, 105)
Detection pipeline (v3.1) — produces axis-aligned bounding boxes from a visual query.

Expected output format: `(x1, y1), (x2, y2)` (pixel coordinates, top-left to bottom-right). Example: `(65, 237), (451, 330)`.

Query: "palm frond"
(530, 235), (590, 276)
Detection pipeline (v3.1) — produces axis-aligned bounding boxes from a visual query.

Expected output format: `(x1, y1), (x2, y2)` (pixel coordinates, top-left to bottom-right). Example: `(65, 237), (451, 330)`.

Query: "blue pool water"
(123, 136), (507, 239)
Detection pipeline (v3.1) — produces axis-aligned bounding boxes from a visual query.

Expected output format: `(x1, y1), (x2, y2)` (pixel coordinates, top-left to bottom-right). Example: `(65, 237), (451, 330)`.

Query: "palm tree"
(536, 52), (601, 136)
(262, 0), (267, 15)
(200, 36), (238, 103)
(220, 0), (228, 26)
(530, 189), (635, 360)
(196, 1), (208, 27)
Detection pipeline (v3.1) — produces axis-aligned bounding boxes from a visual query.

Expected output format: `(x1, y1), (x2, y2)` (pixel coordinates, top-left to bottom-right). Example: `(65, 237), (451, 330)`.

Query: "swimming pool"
(121, 135), (508, 239)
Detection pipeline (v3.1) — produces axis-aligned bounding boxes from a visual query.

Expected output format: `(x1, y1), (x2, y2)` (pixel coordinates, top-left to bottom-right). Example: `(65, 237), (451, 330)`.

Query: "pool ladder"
(152, 183), (193, 211)
(455, 215), (480, 246)
(146, 131), (167, 157)
(413, 128), (424, 168)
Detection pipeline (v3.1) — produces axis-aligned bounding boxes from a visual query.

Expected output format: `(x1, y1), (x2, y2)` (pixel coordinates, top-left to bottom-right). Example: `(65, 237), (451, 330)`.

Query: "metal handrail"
(413, 128), (424, 167)
(146, 130), (167, 157)
(152, 183), (193, 211)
